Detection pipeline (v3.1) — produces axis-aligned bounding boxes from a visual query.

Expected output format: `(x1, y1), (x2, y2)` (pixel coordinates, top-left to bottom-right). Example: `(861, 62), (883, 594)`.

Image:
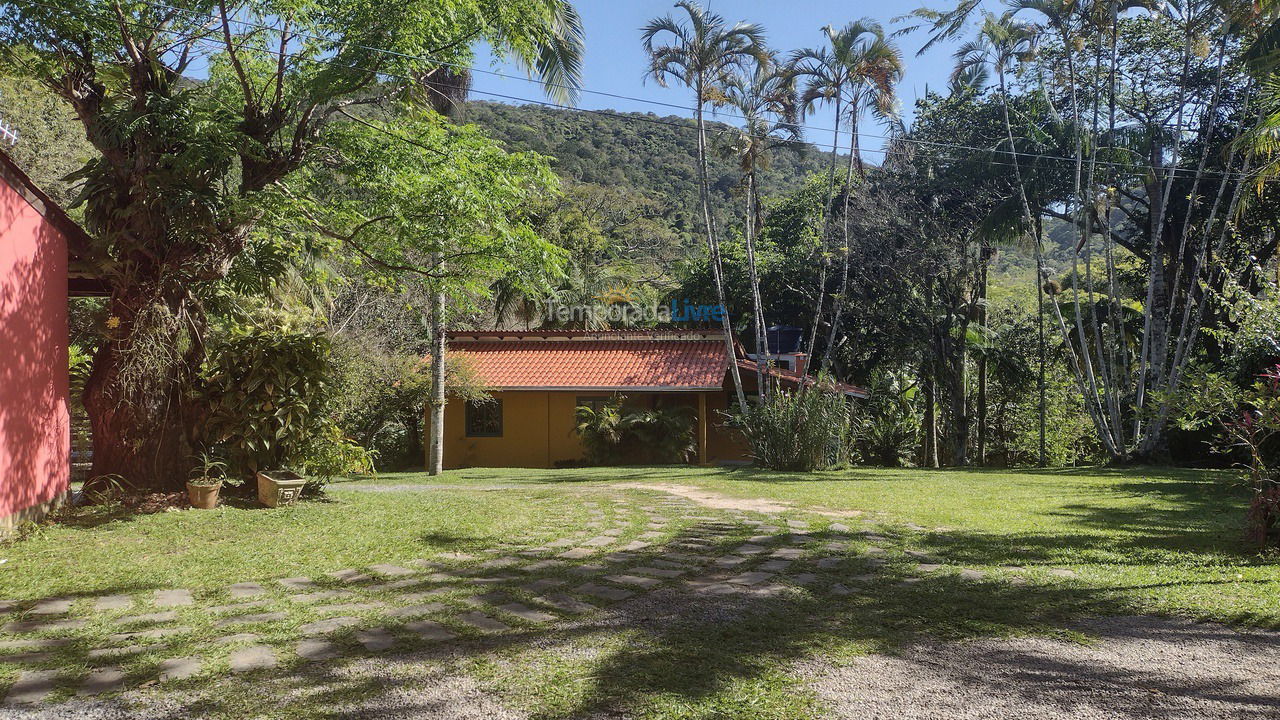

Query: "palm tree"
(718, 57), (799, 397)
(792, 20), (904, 371)
(643, 1), (768, 413)
(950, 12), (1041, 465)
(424, 0), (585, 476)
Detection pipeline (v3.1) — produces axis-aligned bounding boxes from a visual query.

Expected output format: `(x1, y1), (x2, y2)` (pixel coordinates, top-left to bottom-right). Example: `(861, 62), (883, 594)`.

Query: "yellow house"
(434, 330), (867, 469)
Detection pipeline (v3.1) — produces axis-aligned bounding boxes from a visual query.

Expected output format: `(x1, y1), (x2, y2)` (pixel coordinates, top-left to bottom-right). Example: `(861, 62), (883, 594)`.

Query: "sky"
(472, 1), (966, 159)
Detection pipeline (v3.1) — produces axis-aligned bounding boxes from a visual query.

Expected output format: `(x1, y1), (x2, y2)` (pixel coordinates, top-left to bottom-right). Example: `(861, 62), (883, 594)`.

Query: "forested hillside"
(462, 101), (844, 240)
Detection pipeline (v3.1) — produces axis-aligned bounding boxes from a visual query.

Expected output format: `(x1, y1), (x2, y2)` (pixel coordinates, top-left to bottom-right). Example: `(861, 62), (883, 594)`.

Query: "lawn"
(0, 465), (1275, 718)
(364, 464), (1280, 626)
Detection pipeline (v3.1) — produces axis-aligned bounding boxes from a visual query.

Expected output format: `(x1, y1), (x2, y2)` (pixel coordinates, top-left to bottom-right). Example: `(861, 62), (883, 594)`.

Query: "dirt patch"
(801, 615), (1280, 720)
(616, 483), (863, 518)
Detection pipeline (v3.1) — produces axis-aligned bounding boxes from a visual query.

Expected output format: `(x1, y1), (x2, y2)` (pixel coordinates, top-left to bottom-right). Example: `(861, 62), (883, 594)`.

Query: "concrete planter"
(186, 481), (222, 510)
(256, 470), (306, 508)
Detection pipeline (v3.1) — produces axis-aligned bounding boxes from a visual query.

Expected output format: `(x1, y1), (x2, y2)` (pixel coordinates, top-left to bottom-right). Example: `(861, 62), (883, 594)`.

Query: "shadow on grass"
(2, 489), (1277, 718)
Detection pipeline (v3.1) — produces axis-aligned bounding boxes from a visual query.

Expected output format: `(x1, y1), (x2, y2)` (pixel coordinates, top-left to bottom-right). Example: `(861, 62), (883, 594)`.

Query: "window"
(576, 396), (611, 416)
(465, 400), (502, 437)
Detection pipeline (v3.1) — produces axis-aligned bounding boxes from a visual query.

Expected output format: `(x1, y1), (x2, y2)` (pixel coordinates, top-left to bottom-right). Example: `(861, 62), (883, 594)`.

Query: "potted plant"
(187, 452), (229, 510)
(256, 469), (307, 508)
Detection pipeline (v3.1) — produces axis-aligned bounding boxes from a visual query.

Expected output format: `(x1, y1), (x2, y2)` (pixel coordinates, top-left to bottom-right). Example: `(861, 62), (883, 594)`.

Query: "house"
(436, 329), (867, 469)
(0, 150), (101, 533)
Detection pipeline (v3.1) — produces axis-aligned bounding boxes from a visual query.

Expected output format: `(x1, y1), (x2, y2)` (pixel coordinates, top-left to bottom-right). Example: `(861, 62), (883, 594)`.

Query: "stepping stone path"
(369, 564), (414, 576)
(729, 572), (774, 586)
(217, 612), (288, 627)
(29, 598), (72, 615)
(329, 569), (370, 583)
(387, 603), (445, 618)
(278, 577), (315, 591)
(109, 627), (191, 642)
(229, 582), (266, 598)
(405, 620), (455, 641)
(118, 611), (178, 625)
(297, 639), (339, 661)
(457, 612), (509, 632)
(300, 616), (361, 636)
(355, 628), (396, 651)
(4, 670), (58, 705)
(575, 583), (632, 602)
(498, 603), (556, 623)
(154, 589), (193, 607)
(539, 594), (594, 614)
(94, 595), (133, 611)
(229, 645), (277, 673)
(158, 657), (202, 681)
(78, 667), (125, 696)
(605, 574), (661, 589)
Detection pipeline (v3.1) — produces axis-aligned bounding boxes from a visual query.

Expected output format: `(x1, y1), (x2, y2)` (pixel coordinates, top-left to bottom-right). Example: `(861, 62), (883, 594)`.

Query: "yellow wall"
(438, 390), (749, 469)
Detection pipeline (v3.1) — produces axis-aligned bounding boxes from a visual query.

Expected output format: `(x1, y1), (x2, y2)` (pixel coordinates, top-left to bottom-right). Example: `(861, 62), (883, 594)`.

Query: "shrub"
(197, 316), (373, 487)
(852, 370), (919, 467)
(574, 398), (696, 465)
(1176, 364), (1280, 548)
(733, 380), (855, 471)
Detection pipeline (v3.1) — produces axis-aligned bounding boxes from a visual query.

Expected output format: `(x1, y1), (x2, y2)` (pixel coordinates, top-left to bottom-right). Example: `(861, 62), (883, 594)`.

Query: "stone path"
(0, 485), (1155, 713)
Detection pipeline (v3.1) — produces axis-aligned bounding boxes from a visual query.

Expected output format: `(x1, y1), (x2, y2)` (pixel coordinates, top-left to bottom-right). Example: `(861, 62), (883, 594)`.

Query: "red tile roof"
(448, 332), (729, 391)
(735, 360), (869, 398)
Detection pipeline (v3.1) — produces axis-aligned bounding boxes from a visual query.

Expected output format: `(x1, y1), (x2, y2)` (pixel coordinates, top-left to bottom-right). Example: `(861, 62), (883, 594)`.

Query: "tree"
(719, 56), (799, 395)
(949, 12), (1041, 464)
(918, 1), (1262, 463)
(792, 20), (904, 370)
(278, 111), (566, 477)
(643, 0), (768, 412)
(0, 0), (583, 488)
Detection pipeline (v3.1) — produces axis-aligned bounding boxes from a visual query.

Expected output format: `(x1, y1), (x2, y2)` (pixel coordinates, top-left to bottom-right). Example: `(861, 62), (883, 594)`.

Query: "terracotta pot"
(256, 470), (306, 508)
(186, 481), (222, 510)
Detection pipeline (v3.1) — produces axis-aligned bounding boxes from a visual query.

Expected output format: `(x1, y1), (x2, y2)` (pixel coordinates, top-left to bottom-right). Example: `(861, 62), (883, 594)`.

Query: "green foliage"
(733, 382), (854, 471)
(188, 451), (230, 488)
(853, 370), (920, 467)
(1175, 365), (1280, 547)
(573, 398), (697, 465)
(278, 109), (565, 307)
(198, 314), (372, 483)
(463, 101), (840, 246)
(0, 66), (91, 206)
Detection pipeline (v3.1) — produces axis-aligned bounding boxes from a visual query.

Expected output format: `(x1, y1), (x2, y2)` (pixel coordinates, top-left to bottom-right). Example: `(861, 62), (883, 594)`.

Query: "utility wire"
(6, 0), (1267, 182)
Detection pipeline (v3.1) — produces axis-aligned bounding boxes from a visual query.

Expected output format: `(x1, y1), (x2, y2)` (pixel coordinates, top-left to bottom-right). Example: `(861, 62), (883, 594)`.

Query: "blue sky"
(472, 1), (965, 158)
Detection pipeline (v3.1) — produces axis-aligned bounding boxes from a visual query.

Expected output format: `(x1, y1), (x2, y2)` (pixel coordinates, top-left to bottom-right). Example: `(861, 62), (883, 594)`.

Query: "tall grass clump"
(733, 380), (855, 471)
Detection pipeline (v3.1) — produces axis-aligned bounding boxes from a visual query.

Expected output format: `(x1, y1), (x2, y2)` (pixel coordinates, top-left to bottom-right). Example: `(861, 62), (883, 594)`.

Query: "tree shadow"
(1, 491), (1276, 718)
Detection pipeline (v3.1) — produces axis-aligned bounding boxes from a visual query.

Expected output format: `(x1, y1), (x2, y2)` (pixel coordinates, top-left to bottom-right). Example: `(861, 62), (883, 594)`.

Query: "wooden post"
(698, 393), (708, 466)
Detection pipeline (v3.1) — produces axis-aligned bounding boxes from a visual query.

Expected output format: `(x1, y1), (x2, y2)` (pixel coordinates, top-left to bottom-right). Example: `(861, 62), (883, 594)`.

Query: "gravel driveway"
(804, 614), (1280, 720)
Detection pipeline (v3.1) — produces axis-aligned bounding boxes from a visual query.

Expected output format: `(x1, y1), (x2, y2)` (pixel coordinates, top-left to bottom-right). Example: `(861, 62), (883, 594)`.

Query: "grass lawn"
(371, 464), (1280, 626)
(0, 465), (1275, 719)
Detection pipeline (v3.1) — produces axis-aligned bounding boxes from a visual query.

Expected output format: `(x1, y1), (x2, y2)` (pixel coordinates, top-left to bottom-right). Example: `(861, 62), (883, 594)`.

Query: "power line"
(128, 0), (1242, 178)
(6, 0), (1266, 182)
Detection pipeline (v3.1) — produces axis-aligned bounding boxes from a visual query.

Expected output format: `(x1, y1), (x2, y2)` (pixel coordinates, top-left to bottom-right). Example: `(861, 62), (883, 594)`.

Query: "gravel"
(803, 615), (1280, 720)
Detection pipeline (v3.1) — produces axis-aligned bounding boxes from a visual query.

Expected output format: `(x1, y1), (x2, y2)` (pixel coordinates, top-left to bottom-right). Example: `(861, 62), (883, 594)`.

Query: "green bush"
(732, 380), (855, 471)
(574, 398), (696, 465)
(197, 316), (373, 486)
(853, 370), (920, 467)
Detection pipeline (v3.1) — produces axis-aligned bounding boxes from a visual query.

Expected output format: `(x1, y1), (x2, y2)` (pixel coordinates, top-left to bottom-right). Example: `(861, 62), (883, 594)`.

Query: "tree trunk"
(744, 170), (769, 398)
(977, 243), (990, 465)
(83, 290), (195, 492)
(427, 272), (446, 476)
(805, 95), (843, 365)
(694, 83), (747, 411)
(821, 119), (860, 372)
(1036, 215), (1047, 467)
(921, 364), (938, 468)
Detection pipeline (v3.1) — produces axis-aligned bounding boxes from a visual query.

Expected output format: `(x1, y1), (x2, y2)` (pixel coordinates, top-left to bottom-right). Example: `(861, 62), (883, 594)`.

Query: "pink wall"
(0, 171), (69, 523)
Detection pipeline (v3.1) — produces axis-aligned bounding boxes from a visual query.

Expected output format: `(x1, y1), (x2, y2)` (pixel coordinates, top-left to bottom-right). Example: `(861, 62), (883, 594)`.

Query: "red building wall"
(0, 166), (70, 530)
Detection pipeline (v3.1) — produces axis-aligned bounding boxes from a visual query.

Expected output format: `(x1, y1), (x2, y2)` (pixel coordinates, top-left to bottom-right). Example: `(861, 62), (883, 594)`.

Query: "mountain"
(461, 101), (846, 239)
